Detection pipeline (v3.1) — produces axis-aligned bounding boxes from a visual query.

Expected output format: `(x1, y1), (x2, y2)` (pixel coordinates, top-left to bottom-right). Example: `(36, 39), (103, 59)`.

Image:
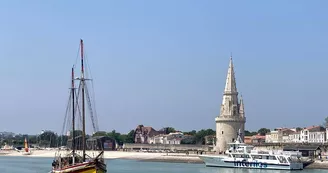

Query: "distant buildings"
(300, 126), (326, 143)
(133, 125), (168, 144)
(149, 132), (184, 145)
(133, 125), (192, 145)
(265, 128), (295, 143)
(249, 126), (328, 144)
(251, 134), (266, 144)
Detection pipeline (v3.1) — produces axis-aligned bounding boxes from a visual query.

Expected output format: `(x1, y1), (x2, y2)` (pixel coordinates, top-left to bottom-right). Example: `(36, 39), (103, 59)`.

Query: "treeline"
(93, 128), (217, 145)
(245, 128), (271, 136)
(0, 127), (279, 148)
(0, 128), (217, 147)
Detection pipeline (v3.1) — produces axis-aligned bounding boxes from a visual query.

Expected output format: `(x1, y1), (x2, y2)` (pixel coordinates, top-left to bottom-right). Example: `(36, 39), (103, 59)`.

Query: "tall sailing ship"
(50, 39), (107, 173)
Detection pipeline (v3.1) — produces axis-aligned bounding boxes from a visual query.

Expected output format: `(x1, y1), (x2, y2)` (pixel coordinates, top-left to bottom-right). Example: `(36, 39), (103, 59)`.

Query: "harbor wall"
(122, 143), (212, 152)
(121, 142), (328, 153)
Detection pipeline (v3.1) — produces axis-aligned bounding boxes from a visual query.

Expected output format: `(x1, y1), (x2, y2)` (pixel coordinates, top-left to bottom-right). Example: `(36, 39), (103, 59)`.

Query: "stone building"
(265, 128), (295, 143)
(215, 57), (246, 153)
(134, 125), (166, 144)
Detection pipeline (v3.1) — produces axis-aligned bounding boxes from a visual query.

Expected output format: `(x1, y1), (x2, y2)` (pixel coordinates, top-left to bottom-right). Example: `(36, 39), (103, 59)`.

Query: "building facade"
(265, 128), (295, 143)
(264, 126), (328, 144)
(148, 132), (184, 145)
(251, 135), (266, 144)
(265, 130), (280, 143)
(288, 132), (301, 143)
(215, 57), (246, 153)
(301, 126), (326, 143)
(134, 125), (166, 144)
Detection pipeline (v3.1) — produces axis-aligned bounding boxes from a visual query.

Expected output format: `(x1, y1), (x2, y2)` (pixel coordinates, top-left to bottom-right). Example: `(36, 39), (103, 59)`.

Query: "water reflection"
(0, 156), (324, 173)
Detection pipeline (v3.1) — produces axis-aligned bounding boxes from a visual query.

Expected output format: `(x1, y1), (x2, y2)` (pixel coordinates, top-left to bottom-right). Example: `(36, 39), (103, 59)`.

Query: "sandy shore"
(0, 150), (203, 163)
(1, 150), (328, 169)
(305, 160), (328, 169)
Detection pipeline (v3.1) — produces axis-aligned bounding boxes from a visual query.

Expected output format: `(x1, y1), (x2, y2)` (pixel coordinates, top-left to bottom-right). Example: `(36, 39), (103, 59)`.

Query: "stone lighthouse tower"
(215, 56), (246, 153)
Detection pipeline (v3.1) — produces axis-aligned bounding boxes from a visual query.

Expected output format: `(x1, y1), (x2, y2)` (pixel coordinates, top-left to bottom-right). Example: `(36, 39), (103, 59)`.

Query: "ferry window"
(232, 138), (235, 142)
(259, 156), (262, 159)
(222, 131), (224, 134)
(279, 156), (287, 163)
(266, 156), (269, 160)
(277, 156), (282, 163)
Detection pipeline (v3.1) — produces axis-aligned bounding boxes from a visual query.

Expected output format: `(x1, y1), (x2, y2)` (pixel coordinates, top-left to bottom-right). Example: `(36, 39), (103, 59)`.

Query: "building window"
(222, 131), (224, 134)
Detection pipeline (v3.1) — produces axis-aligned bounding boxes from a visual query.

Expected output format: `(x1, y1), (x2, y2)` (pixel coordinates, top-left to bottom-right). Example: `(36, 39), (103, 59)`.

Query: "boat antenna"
(236, 129), (243, 143)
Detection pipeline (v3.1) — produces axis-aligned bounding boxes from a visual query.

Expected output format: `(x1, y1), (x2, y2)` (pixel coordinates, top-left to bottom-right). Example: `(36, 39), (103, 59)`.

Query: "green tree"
(296, 127), (303, 132)
(166, 127), (176, 133)
(123, 130), (135, 143)
(195, 129), (215, 145)
(257, 128), (270, 136)
(70, 130), (83, 137)
(38, 131), (58, 147)
(181, 136), (196, 144)
(28, 135), (37, 144)
(107, 130), (123, 145)
(244, 130), (257, 136)
(183, 130), (197, 136)
(324, 117), (328, 128)
(93, 131), (107, 137)
(57, 135), (68, 146)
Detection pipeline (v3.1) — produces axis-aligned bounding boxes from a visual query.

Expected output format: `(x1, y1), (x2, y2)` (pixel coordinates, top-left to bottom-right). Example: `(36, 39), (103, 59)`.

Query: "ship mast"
(71, 66), (76, 164)
(80, 39), (86, 162)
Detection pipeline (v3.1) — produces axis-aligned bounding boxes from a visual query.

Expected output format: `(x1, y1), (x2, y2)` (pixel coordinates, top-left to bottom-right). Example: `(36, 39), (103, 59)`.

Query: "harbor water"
(0, 156), (325, 173)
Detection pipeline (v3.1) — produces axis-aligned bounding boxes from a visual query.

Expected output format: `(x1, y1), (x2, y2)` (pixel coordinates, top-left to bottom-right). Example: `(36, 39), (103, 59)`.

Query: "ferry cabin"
(227, 145), (300, 168)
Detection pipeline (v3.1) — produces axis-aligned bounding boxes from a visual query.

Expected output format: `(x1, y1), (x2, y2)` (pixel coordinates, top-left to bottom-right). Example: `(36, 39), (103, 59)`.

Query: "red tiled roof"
(252, 135), (266, 139)
(306, 125), (319, 130)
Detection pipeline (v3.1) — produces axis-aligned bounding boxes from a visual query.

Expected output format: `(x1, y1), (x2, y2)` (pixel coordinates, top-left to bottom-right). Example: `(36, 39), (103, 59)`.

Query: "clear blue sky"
(0, 1), (327, 135)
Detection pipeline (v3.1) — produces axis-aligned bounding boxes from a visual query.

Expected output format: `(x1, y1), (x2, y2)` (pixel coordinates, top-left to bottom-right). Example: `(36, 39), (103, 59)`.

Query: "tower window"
(222, 131), (224, 134)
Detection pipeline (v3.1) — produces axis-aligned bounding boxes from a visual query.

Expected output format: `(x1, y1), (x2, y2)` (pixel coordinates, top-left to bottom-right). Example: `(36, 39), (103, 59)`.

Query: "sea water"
(0, 156), (325, 173)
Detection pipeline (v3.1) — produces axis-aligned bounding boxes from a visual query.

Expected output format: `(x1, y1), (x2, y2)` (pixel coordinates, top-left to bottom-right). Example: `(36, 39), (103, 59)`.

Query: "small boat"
(50, 39), (107, 173)
(1, 143), (14, 150)
(199, 130), (303, 170)
(22, 137), (32, 155)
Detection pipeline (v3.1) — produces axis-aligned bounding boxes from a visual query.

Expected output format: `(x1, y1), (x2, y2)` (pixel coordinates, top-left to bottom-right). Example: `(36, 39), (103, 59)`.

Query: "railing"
(249, 150), (302, 156)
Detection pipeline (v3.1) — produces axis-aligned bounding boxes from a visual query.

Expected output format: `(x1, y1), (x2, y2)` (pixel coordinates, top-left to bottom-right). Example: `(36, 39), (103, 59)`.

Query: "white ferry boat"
(199, 130), (303, 170)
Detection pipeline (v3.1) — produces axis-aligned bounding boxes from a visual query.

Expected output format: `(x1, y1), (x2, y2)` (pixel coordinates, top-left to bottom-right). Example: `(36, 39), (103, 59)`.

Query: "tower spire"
(239, 95), (245, 117)
(215, 55), (246, 153)
(224, 56), (237, 94)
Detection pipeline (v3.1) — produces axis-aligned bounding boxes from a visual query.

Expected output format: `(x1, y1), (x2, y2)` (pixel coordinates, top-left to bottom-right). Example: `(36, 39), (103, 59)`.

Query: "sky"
(0, 1), (328, 135)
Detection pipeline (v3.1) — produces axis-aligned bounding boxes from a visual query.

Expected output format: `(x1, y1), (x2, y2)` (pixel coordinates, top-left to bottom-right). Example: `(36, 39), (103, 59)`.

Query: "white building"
(301, 126), (326, 143)
(148, 132), (184, 145)
(215, 57), (246, 153)
(148, 134), (166, 144)
(265, 128), (295, 143)
(326, 128), (328, 143)
(288, 132), (301, 143)
(265, 130), (280, 143)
